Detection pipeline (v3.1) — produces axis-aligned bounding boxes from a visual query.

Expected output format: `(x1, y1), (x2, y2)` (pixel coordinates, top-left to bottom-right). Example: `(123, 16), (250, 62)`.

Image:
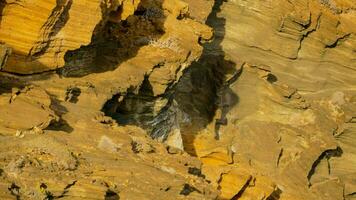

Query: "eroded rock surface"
(0, 0), (141, 73)
(0, 0), (217, 199)
(0, 0), (355, 199)
(183, 0), (356, 199)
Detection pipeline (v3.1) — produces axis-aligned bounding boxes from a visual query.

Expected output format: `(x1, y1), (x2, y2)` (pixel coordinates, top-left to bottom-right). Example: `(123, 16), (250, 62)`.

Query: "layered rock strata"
(0, 0), (141, 73)
(0, 0), (355, 199)
(0, 0), (217, 199)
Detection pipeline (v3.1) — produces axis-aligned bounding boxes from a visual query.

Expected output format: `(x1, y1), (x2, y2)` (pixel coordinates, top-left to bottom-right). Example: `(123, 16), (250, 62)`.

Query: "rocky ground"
(0, 0), (355, 199)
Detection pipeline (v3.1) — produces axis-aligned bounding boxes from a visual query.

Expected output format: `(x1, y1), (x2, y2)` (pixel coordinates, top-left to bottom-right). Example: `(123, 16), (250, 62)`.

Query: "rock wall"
(184, 0), (356, 199)
(0, 0), (141, 74)
(0, 0), (355, 199)
(0, 0), (217, 199)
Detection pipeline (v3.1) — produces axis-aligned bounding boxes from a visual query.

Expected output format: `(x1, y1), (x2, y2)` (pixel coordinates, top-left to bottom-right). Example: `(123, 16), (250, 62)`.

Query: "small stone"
(160, 166), (176, 174)
(98, 136), (122, 153)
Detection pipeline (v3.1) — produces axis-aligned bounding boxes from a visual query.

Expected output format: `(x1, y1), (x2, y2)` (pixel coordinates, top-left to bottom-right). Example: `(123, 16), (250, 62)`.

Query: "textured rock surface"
(219, 0), (355, 199)
(0, 0), (141, 73)
(0, 0), (355, 199)
(0, 0), (217, 199)
(183, 0), (356, 199)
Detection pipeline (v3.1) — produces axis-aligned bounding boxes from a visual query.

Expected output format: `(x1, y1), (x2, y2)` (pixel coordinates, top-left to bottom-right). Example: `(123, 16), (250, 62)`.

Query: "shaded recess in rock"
(46, 96), (74, 133)
(0, 75), (28, 94)
(54, 180), (77, 198)
(165, 0), (240, 149)
(0, 43), (12, 70)
(105, 189), (120, 200)
(8, 183), (20, 200)
(101, 0), (240, 155)
(230, 180), (251, 200)
(59, 1), (166, 77)
(180, 183), (201, 196)
(0, 0), (5, 26)
(45, 118), (73, 133)
(39, 183), (56, 200)
(266, 73), (278, 83)
(65, 86), (81, 103)
(188, 167), (206, 178)
(266, 187), (283, 200)
(307, 146), (343, 186)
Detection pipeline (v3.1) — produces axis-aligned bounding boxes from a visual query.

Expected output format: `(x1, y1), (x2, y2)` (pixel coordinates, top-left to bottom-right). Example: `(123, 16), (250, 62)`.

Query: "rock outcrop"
(177, 0), (356, 199)
(0, 0), (146, 73)
(0, 0), (355, 199)
(0, 0), (217, 199)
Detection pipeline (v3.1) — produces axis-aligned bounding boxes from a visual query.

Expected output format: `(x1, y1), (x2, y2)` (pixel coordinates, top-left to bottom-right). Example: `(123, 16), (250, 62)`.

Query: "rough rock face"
(183, 0), (356, 199)
(0, 0), (142, 73)
(221, 0), (355, 198)
(0, 0), (217, 199)
(0, 0), (355, 199)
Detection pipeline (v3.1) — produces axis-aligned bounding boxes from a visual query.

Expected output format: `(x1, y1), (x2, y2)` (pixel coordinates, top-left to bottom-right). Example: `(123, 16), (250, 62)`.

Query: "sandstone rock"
(0, 0), (355, 199)
(212, 1), (355, 198)
(0, 0), (218, 198)
(0, 0), (142, 74)
(218, 169), (252, 199)
(0, 85), (58, 135)
(98, 135), (123, 153)
(0, 43), (11, 70)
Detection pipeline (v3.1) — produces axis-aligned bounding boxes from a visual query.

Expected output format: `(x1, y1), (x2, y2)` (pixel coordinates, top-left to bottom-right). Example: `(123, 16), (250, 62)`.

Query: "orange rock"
(0, 0), (141, 74)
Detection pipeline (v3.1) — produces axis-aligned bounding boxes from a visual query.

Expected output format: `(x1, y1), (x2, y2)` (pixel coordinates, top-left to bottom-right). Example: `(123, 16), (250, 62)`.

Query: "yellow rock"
(237, 176), (277, 200)
(218, 169), (252, 200)
(0, 0), (141, 74)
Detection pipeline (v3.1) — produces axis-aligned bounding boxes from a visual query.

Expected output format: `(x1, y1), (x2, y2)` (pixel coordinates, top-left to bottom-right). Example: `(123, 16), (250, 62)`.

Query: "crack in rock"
(307, 147), (343, 186)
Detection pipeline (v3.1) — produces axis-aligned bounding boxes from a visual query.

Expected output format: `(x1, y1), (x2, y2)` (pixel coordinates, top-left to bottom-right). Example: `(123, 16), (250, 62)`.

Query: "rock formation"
(0, 0), (355, 199)
(0, 0), (143, 73)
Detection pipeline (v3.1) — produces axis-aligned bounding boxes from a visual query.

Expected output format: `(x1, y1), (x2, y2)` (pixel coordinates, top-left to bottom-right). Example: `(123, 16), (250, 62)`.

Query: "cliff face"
(0, 0), (146, 74)
(0, 0), (217, 199)
(0, 0), (355, 199)
(188, 0), (356, 199)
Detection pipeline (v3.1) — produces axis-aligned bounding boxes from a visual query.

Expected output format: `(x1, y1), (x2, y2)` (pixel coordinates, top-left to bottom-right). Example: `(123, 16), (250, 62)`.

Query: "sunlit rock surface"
(0, 0), (355, 199)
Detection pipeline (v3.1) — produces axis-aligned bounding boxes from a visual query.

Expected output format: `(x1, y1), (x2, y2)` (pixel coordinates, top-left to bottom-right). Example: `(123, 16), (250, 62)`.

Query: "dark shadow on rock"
(0, 1), (168, 135)
(64, 86), (81, 103)
(101, 0), (241, 156)
(267, 73), (278, 83)
(0, 74), (29, 94)
(0, 0), (5, 27)
(105, 189), (120, 200)
(0, 49), (59, 77)
(174, 0), (240, 154)
(101, 75), (161, 136)
(0, 73), (74, 133)
(45, 118), (74, 133)
(180, 183), (201, 196)
(266, 187), (283, 200)
(214, 83), (240, 140)
(59, 1), (166, 77)
(30, 0), (73, 58)
(46, 96), (74, 133)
